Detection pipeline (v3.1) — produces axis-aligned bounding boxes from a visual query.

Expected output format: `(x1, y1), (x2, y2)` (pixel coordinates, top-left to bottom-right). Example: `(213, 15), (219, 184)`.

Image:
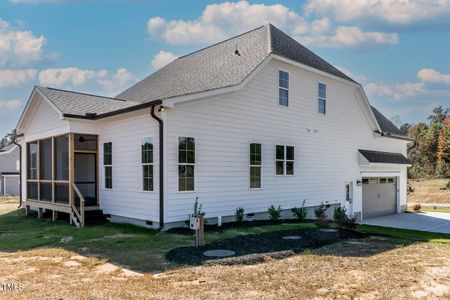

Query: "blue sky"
(1, 0), (449, 138)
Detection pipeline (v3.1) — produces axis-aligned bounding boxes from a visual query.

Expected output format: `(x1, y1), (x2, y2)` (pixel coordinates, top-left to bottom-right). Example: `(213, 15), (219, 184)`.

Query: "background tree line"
(400, 106), (450, 179)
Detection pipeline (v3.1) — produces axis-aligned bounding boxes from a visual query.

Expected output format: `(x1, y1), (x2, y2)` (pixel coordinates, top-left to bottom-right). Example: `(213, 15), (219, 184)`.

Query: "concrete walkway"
(362, 212), (450, 234)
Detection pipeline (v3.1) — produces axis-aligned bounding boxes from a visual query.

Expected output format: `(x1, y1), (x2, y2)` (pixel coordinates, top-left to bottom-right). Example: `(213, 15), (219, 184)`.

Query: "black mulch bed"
(166, 228), (367, 266)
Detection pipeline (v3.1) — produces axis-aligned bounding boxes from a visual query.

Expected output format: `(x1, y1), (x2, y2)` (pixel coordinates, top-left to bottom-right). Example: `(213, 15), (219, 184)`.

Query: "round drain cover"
(282, 235), (302, 240)
(203, 249), (236, 257)
(320, 228), (339, 233)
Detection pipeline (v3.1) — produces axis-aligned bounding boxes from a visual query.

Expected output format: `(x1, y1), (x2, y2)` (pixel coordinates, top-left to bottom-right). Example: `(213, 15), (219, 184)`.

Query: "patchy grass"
(409, 179), (450, 204)
(1, 198), (450, 299)
(357, 224), (450, 244)
(407, 206), (450, 213)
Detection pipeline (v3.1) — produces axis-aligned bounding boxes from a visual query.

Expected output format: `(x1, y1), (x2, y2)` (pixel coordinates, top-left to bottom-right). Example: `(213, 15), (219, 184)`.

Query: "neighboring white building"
(0, 144), (20, 196)
(15, 24), (412, 229)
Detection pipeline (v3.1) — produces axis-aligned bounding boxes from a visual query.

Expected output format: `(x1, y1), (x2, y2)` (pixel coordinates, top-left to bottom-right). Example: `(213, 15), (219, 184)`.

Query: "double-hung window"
(141, 137), (153, 191)
(279, 70), (289, 107)
(318, 82), (326, 114)
(250, 143), (262, 189)
(103, 142), (112, 189)
(178, 137), (195, 192)
(275, 145), (294, 176)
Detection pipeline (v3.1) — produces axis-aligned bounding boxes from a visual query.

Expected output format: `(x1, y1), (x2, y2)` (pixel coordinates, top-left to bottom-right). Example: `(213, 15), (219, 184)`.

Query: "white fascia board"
(358, 152), (370, 166)
(162, 55), (273, 107)
(365, 162), (412, 168)
(16, 86), (65, 132)
(0, 145), (17, 155)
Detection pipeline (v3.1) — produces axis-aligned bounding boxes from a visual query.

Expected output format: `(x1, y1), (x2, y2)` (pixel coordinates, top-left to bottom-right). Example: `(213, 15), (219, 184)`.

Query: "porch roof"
(359, 149), (411, 165)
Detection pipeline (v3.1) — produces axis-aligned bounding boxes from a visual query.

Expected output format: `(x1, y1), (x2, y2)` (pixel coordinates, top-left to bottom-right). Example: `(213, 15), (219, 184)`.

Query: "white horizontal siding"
(165, 59), (407, 223)
(96, 110), (160, 222)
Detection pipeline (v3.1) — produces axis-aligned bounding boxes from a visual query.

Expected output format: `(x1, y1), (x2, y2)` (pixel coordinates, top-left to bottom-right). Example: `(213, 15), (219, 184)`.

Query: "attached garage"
(362, 177), (397, 219)
(358, 149), (411, 219)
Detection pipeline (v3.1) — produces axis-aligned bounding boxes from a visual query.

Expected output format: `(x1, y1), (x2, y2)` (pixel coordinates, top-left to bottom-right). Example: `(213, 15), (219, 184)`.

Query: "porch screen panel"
(40, 183), (52, 202)
(55, 135), (69, 180)
(39, 138), (52, 180)
(27, 182), (38, 199)
(55, 183), (69, 204)
(27, 142), (37, 179)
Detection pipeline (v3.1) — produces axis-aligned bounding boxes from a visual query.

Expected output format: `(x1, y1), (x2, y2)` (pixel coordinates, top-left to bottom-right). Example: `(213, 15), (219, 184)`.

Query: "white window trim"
(318, 81), (327, 115)
(141, 136), (154, 193)
(278, 69), (289, 107)
(249, 142), (263, 190)
(275, 144), (295, 176)
(177, 136), (196, 193)
(103, 141), (113, 190)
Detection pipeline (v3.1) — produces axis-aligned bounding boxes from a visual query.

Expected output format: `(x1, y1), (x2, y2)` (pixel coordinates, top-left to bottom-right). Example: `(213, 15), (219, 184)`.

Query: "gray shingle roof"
(370, 106), (406, 137)
(117, 24), (356, 103)
(37, 87), (140, 117)
(359, 149), (411, 165)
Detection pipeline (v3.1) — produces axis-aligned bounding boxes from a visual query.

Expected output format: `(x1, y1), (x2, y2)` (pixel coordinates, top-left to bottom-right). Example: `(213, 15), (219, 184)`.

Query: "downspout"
(149, 100), (164, 229)
(12, 139), (22, 208)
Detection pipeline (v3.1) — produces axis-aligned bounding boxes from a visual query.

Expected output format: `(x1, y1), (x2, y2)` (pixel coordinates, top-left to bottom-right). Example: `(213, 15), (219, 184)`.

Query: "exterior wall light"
(158, 106), (165, 113)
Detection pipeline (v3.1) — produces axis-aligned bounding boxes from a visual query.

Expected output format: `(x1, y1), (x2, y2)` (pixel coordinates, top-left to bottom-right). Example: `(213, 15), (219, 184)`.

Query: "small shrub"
(192, 197), (205, 217)
(314, 202), (328, 219)
(333, 207), (347, 227)
(292, 200), (308, 222)
(315, 215), (330, 228)
(413, 203), (421, 211)
(342, 215), (358, 229)
(235, 207), (245, 224)
(268, 205), (282, 221)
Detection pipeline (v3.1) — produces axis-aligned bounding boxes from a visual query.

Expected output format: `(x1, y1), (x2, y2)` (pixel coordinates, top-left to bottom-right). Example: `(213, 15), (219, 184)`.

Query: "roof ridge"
(178, 25), (266, 59)
(39, 86), (128, 102)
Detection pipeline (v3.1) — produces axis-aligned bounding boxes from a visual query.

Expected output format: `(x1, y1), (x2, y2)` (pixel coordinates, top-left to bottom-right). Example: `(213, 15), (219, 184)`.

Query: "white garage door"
(4, 176), (20, 196)
(362, 177), (397, 219)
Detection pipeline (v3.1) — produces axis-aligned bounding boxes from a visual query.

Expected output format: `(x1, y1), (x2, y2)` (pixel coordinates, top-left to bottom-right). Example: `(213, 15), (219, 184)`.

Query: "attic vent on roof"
(85, 113), (97, 119)
(234, 44), (241, 56)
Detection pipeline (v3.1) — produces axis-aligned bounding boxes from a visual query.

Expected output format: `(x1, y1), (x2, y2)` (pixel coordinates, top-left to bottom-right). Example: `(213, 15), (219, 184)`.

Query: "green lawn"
(0, 207), (316, 271)
(357, 224), (450, 244)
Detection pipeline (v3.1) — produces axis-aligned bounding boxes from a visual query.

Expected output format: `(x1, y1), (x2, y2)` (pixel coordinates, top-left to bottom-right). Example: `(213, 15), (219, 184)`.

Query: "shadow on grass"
(1, 207), (449, 273)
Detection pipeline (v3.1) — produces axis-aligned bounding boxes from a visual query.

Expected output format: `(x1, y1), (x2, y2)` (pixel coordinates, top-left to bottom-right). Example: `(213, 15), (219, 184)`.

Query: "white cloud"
(147, 1), (304, 45)
(0, 99), (22, 109)
(304, 0), (450, 26)
(150, 50), (178, 70)
(38, 67), (135, 96)
(98, 68), (135, 94)
(0, 18), (46, 67)
(417, 68), (450, 84)
(364, 82), (425, 100)
(146, 1), (399, 49)
(296, 26), (398, 48)
(0, 68), (37, 88)
(38, 67), (107, 86)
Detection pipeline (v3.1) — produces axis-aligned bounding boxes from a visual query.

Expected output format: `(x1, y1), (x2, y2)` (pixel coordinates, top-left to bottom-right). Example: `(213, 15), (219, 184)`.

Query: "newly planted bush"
(315, 215), (330, 228)
(314, 202), (328, 219)
(192, 197), (205, 217)
(342, 215), (358, 229)
(292, 200), (308, 222)
(235, 207), (245, 224)
(268, 205), (282, 221)
(413, 203), (421, 211)
(333, 207), (347, 227)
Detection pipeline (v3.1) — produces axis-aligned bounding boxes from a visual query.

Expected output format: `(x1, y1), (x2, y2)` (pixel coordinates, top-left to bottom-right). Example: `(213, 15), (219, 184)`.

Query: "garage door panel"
(363, 178), (396, 219)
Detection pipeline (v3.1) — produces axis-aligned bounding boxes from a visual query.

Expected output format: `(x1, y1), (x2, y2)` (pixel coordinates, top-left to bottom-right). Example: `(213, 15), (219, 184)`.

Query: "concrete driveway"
(362, 212), (450, 234)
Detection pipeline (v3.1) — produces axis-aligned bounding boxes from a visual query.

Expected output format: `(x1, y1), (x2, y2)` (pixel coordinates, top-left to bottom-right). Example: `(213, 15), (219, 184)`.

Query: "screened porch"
(26, 133), (99, 227)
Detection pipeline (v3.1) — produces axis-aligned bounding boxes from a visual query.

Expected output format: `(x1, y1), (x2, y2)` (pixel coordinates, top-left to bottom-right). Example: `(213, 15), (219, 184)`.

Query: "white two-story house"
(15, 24), (412, 229)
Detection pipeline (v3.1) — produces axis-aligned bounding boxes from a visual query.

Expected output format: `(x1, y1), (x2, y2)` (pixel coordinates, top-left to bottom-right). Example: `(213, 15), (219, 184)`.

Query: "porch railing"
(71, 183), (85, 228)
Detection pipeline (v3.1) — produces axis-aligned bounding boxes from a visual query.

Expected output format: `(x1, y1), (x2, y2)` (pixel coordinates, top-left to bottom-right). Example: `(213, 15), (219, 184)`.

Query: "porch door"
(74, 153), (97, 206)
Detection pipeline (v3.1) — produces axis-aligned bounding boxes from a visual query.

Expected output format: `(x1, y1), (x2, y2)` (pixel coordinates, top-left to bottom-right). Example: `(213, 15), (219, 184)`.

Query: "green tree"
(427, 106), (449, 125)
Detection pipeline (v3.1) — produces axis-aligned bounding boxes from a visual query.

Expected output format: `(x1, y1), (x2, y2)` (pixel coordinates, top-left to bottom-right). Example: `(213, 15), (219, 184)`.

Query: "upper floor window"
(250, 143), (262, 189)
(141, 137), (154, 191)
(318, 82), (326, 114)
(103, 142), (112, 189)
(279, 70), (289, 107)
(276, 145), (294, 176)
(178, 137), (195, 192)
